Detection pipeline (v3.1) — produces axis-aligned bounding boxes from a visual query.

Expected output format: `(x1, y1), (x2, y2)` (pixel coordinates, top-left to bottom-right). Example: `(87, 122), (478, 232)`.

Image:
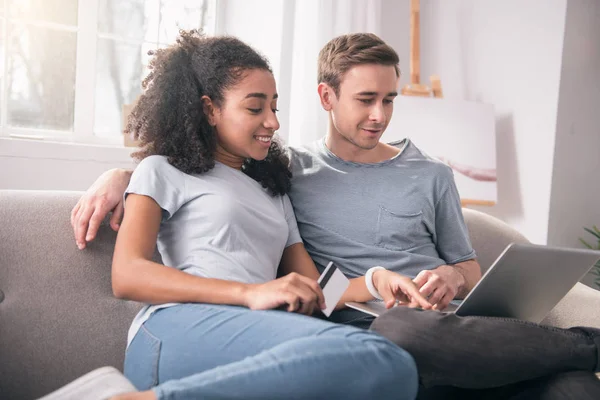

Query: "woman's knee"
(353, 332), (419, 399)
(372, 338), (419, 399)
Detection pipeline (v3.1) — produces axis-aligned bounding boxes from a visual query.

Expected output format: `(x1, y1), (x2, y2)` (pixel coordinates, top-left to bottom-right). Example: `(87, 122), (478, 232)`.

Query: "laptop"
(345, 243), (600, 323)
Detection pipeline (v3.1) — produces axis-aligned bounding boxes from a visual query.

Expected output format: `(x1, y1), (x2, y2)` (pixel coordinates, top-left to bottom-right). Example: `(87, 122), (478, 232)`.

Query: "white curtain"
(280, 0), (383, 146)
(218, 0), (383, 146)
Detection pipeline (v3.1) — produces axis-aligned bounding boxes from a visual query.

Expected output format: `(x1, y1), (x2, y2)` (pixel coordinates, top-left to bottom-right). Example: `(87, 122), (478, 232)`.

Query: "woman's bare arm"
(112, 193), (249, 305)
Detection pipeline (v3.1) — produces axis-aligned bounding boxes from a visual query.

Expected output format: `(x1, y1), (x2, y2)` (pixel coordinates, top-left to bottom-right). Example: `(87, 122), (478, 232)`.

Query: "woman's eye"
(248, 108), (262, 114)
(272, 108), (279, 114)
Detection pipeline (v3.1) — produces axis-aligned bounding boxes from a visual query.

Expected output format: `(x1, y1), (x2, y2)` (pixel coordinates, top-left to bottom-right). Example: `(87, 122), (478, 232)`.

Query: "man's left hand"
(413, 265), (466, 310)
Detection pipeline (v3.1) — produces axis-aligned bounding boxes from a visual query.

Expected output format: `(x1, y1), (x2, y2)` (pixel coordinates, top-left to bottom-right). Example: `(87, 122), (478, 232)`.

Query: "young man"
(288, 33), (480, 328)
(72, 33), (600, 398)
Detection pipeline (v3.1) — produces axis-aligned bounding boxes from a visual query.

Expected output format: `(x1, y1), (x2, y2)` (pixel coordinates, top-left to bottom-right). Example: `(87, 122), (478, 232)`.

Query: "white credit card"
(318, 261), (350, 317)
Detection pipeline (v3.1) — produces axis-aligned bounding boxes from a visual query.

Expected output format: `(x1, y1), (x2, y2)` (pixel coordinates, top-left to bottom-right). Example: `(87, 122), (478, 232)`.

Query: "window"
(0, 0), (217, 145)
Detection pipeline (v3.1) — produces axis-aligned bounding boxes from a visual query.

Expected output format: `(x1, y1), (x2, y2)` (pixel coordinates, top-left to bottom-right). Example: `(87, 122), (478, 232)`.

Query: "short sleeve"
(125, 155), (186, 220)
(434, 178), (477, 264)
(282, 195), (302, 247)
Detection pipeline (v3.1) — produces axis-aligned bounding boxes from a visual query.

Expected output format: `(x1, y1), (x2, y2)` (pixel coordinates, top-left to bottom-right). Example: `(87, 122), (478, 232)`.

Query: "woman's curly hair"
(126, 30), (291, 196)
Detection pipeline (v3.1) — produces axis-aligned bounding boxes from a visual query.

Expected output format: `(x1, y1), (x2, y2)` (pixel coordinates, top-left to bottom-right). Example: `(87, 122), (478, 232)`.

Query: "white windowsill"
(0, 137), (136, 164)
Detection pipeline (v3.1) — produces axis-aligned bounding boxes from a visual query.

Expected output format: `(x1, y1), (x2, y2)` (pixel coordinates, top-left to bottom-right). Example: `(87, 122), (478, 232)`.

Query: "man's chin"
(355, 136), (381, 150)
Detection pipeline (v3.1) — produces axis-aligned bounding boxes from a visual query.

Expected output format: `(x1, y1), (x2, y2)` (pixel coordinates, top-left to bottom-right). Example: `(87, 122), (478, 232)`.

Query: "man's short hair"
(318, 33), (400, 96)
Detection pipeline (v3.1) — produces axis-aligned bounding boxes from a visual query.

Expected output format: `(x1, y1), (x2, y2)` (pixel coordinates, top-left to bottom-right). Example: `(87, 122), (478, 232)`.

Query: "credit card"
(318, 261), (350, 317)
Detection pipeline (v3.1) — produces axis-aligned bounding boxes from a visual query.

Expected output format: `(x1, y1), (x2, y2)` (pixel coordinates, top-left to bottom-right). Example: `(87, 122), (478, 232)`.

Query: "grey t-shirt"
(124, 155), (301, 345)
(288, 138), (476, 279)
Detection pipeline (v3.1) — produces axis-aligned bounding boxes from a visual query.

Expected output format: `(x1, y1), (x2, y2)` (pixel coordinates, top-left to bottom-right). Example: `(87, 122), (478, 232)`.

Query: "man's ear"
(201, 95), (219, 126)
(317, 83), (335, 111)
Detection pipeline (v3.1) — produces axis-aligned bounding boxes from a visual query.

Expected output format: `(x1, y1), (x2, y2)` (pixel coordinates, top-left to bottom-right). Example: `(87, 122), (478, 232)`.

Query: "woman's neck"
(215, 145), (244, 170)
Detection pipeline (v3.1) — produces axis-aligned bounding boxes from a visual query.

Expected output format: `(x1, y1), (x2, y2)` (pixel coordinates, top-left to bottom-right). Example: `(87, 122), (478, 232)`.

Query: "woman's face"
(212, 69), (280, 165)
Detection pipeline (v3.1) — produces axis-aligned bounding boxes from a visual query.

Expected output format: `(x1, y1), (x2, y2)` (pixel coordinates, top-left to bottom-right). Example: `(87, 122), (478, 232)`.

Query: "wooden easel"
(401, 0), (443, 99)
(401, 0), (495, 207)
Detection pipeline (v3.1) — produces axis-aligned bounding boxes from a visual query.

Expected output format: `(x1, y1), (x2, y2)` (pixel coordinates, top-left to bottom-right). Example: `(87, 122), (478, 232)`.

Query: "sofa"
(1, 189), (600, 399)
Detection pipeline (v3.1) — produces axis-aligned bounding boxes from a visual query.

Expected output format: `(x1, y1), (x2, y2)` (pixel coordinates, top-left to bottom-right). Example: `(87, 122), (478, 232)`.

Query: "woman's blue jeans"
(124, 303), (418, 400)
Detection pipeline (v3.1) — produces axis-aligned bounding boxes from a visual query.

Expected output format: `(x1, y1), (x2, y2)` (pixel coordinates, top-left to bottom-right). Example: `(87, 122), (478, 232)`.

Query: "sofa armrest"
(462, 208), (600, 329)
(462, 208), (530, 274)
(542, 282), (600, 329)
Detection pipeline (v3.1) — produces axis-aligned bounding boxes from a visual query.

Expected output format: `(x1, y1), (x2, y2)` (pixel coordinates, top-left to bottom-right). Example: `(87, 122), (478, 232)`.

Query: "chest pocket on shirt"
(375, 206), (426, 251)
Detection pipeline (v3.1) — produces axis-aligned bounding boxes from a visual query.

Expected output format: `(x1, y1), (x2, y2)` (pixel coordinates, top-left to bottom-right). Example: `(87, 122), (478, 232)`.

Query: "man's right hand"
(373, 269), (433, 310)
(71, 168), (133, 249)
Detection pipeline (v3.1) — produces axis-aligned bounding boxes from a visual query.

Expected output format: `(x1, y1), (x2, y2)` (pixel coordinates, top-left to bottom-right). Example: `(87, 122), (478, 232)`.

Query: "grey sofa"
(1, 190), (600, 400)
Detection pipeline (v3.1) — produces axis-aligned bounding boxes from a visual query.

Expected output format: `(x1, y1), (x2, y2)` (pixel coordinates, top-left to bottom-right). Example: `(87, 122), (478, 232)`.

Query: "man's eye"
(248, 108), (262, 114)
(383, 99), (394, 105)
(358, 99), (373, 104)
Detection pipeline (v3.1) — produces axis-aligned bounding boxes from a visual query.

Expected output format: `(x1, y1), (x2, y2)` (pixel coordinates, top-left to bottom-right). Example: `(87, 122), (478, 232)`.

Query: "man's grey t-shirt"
(124, 155), (301, 345)
(288, 138), (476, 279)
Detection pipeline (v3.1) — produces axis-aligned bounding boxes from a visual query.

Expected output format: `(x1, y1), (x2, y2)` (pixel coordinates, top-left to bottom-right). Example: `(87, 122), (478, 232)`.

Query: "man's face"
(327, 64), (399, 150)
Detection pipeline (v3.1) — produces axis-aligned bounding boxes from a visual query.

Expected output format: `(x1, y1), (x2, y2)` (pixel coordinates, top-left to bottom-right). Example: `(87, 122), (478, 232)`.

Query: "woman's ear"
(201, 95), (219, 126)
(317, 83), (334, 111)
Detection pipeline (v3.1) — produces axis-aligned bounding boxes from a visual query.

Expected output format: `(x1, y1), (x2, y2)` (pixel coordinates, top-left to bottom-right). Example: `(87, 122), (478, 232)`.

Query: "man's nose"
(369, 104), (385, 123)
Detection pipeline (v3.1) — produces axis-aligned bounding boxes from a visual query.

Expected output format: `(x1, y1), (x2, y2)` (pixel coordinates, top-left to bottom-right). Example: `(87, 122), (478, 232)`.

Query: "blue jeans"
(124, 304), (418, 400)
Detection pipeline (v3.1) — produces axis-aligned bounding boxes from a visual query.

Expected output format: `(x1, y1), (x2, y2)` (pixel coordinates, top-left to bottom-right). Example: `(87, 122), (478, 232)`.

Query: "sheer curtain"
(278, 0), (383, 146)
(217, 0), (383, 146)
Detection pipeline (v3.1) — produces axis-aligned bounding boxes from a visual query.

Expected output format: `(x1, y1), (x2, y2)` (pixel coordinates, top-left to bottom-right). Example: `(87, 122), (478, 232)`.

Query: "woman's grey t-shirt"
(288, 138), (476, 279)
(124, 155), (301, 345)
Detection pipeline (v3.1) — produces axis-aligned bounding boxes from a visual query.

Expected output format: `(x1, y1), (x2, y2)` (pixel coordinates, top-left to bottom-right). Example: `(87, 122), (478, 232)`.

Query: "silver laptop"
(346, 243), (600, 323)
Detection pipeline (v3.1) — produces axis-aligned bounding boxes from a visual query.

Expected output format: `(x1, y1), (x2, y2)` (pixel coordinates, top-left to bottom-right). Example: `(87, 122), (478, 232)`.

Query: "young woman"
(107, 30), (424, 400)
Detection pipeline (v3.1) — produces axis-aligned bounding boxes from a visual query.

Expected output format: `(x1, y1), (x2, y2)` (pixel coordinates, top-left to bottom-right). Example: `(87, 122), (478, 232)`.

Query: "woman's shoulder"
(135, 155), (184, 176)
(131, 155), (189, 190)
(137, 154), (170, 169)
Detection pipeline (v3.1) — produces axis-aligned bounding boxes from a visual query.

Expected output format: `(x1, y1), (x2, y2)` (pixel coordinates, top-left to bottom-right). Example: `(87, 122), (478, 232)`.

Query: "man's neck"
(324, 132), (401, 164)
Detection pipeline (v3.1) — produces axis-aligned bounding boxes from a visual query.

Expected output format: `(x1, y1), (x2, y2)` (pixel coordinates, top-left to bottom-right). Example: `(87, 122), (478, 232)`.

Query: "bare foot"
(110, 390), (157, 400)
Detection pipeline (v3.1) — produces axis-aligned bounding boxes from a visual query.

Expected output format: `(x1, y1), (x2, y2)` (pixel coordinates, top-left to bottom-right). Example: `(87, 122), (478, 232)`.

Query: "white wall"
(547, 0), (600, 253)
(381, 0), (568, 244)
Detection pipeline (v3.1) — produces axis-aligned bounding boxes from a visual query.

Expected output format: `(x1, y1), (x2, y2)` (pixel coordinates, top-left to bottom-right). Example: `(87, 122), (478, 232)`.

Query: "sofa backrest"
(0, 190), (143, 400)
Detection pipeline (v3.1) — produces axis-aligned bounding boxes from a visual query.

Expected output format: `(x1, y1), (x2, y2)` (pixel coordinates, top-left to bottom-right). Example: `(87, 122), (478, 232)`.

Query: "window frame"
(0, 0), (218, 146)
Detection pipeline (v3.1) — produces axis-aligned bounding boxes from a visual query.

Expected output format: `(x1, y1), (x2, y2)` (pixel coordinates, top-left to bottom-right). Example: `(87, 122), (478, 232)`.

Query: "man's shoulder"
(399, 140), (453, 175)
(288, 140), (323, 172)
(389, 140), (455, 196)
(288, 140), (321, 158)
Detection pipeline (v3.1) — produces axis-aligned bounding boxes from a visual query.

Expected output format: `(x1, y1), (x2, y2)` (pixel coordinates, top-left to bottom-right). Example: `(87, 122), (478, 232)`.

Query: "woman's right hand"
(244, 272), (326, 316)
